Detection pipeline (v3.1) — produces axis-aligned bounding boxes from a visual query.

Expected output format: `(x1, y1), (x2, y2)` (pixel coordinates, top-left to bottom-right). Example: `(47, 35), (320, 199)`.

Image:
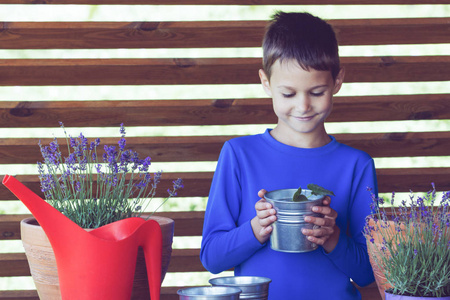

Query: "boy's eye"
(310, 91), (325, 97)
(282, 93), (295, 98)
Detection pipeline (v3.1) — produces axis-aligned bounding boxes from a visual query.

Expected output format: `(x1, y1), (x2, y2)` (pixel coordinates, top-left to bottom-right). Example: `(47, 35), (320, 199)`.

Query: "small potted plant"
(364, 184), (450, 300)
(3, 122), (183, 300)
(264, 184), (334, 253)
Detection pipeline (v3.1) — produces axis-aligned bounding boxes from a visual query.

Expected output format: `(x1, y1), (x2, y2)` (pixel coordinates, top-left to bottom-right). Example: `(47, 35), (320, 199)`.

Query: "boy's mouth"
(293, 115), (315, 121)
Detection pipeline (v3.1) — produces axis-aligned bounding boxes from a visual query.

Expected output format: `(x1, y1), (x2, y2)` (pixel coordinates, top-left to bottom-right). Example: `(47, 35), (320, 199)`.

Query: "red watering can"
(3, 175), (162, 300)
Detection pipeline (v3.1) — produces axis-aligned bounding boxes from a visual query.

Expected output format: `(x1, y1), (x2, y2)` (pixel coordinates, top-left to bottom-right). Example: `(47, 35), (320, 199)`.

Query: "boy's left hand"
(301, 196), (340, 253)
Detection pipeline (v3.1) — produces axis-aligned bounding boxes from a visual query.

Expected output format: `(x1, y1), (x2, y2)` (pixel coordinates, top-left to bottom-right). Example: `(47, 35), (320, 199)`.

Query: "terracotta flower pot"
(20, 215), (174, 300)
(385, 291), (450, 300)
(366, 216), (425, 300)
(366, 217), (395, 300)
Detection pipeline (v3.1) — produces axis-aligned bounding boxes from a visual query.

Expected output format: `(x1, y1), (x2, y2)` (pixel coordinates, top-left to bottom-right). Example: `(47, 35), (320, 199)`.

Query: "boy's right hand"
(251, 189), (277, 244)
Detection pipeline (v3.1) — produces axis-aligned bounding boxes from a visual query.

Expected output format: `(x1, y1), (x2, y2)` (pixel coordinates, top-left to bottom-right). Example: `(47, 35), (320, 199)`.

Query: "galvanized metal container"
(209, 276), (271, 300)
(264, 189), (324, 253)
(177, 286), (242, 300)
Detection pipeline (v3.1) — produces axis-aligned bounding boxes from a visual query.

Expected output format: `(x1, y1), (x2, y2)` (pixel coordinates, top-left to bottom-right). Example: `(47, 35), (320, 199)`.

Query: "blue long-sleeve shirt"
(200, 129), (377, 300)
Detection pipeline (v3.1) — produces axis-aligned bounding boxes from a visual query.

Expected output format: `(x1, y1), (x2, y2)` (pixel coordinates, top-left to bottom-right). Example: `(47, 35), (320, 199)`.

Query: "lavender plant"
(37, 122), (183, 229)
(365, 184), (450, 297)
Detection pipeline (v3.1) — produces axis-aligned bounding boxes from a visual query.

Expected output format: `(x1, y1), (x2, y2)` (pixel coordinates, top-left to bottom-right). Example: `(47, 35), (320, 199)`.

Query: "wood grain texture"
(0, 56), (448, 86)
(0, 0), (446, 4)
(0, 291), (38, 300)
(0, 212), (205, 241)
(0, 132), (448, 164)
(0, 249), (204, 276)
(0, 173), (212, 200)
(1, 94), (449, 128)
(1, 167), (449, 202)
(0, 285), (382, 300)
(0, 2), (445, 300)
(0, 19), (447, 49)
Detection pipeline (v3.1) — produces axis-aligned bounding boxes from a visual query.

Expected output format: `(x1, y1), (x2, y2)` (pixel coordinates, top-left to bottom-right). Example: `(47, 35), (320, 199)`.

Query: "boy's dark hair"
(262, 11), (340, 80)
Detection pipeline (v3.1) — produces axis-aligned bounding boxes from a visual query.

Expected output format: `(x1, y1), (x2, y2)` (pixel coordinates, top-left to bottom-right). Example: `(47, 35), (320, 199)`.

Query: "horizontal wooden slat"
(3, 167), (450, 239)
(0, 214), (23, 240)
(377, 168), (450, 194)
(1, 94), (449, 128)
(0, 248), (204, 277)
(0, 56), (448, 86)
(0, 211), (205, 241)
(0, 290), (38, 300)
(1, 167), (449, 203)
(0, 173), (212, 202)
(160, 285), (382, 300)
(0, 286), (382, 300)
(338, 131), (450, 158)
(0, 253), (30, 277)
(0, 0), (446, 4)
(329, 94), (450, 122)
(0, 132), (449, 165)
(0, 18), (447, 49)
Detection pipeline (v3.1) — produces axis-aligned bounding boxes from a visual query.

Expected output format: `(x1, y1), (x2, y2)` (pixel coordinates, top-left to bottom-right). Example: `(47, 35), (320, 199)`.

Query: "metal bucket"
(177, 286), (242, 300)
(209, 276), (271, 300)
(264, 189), (324, 253)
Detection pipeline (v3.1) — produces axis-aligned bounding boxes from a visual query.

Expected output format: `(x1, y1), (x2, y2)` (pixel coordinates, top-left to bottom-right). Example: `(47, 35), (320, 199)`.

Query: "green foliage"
(308, 184), (335, 197)
(292, 187), (308, 202)
(292, 184), (335, 202)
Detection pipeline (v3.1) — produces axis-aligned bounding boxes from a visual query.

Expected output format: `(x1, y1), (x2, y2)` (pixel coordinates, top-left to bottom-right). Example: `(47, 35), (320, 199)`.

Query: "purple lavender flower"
(365, 183), (450, 297)
(139, 157), (152, 172)
(173, 178), (184, 190)
(79, 133), (88, 151)
(168, 178), (184, 196)
(120, 123), (126, 137)
(118, 138), (126, 151)
(152, 171), (162, 189)
(69, 136), (77, 149)
(37, 123), (183, 229)
(75, 181), (81, 192)
(37, 161), (45, 175)
(90, 138), (100, 151)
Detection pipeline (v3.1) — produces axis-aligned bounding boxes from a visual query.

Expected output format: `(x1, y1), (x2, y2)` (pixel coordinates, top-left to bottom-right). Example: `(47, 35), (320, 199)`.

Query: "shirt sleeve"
(324, 158), (378, 287)
(200, 142), (265, 274)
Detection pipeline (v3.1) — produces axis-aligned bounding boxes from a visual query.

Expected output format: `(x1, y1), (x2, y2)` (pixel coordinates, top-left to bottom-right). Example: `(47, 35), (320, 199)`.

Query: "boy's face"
(259, 59), (344, 145)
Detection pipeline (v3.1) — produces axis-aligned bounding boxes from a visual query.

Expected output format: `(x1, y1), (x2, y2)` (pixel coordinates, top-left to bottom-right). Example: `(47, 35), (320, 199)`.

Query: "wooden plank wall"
(0, 1), (449, 299)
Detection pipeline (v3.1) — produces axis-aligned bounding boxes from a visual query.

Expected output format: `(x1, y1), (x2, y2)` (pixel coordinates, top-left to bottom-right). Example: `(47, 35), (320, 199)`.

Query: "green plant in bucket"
(292, 184), (335, 202)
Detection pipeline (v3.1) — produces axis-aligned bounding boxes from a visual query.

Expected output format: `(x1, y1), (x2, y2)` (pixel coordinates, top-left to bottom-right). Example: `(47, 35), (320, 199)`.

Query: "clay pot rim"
(21, 215), (174, 228)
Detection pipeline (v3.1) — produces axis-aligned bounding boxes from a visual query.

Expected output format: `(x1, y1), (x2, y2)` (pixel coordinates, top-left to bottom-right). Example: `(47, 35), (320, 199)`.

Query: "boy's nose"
(295, 95), (311, 113)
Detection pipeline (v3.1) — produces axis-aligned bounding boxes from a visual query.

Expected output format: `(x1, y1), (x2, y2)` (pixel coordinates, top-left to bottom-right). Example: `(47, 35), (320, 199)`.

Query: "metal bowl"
(209, 276), (271, 299)
(177, 286), (242, 300)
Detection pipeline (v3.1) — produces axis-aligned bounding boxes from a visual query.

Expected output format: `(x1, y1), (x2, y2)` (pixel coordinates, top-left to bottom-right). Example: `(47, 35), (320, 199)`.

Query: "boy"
(200, 12), (377, 299)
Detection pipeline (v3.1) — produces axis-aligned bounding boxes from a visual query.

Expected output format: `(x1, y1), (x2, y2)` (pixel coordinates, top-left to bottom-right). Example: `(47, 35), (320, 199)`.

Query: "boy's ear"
(259, 69), (272, 97)
(332, 67), (345, 95)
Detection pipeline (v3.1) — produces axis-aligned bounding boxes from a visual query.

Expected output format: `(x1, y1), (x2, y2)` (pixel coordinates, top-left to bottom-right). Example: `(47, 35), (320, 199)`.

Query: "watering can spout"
(2, 174), (81, 234)
(3, 175), (162, 300)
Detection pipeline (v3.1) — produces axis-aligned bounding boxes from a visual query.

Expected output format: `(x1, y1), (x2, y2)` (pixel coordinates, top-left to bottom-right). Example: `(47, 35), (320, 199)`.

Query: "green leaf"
(307, 183), (335, 196)
(292, 186), (308, 202)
